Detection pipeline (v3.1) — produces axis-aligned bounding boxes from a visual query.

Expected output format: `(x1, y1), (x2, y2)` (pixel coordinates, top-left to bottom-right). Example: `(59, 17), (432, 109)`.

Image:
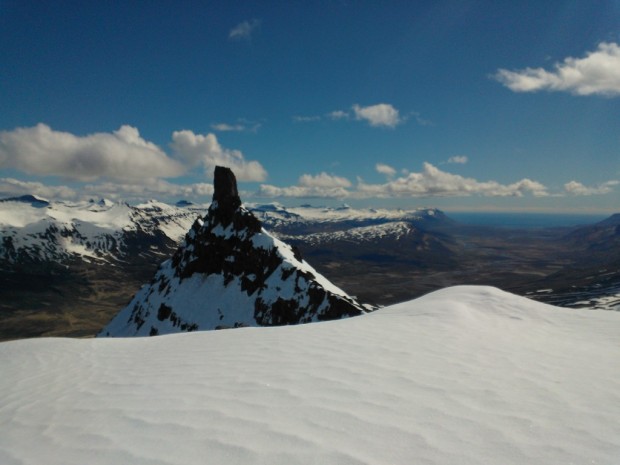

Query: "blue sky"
(1, 1), (619, 212)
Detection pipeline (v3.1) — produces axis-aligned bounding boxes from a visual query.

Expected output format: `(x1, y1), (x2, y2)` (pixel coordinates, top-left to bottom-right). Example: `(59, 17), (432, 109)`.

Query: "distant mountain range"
(1, 190), (619, 340)
(0, 194), (201, 264)
(0, 195), (449, 265)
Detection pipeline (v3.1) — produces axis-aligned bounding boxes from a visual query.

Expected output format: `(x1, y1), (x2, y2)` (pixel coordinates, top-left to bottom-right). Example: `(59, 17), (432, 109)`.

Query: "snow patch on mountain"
(0, 196), (202, 263)
(251, 202), (442, 228)
(1, 192), (441, 265)
(281, 221), (416, 245)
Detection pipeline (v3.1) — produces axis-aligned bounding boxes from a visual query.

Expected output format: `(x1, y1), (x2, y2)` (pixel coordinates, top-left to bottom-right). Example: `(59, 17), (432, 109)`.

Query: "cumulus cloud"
(256, 184), (350, 199)
(293, 104), (404, 127)
(0, 177), (217, 203)
(298, 172), (352, 188)
(356, 163), (549, 198)
(352, 103), (401, 127)
(0, 178), (78, 200)
(564, 179), (619, 195)
(494, 42), (620, 96)
(255, 163), (556, 200)
(170, 130), (267, 182)
(0, 124), (184, 181)
(376, 163), (397, 177)
(84, 179), (214, 201)
(0, 176), (218, 203)
(256, 172), (351, 199)
(447, 155), (468, 164)
(229, 19), (261, 41)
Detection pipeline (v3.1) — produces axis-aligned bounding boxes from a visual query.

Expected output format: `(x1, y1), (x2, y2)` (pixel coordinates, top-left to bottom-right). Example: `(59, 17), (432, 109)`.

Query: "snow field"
(1, 286), (619, 465)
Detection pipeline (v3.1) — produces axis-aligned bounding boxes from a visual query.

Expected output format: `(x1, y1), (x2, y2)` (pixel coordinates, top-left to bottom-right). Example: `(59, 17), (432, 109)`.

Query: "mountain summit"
(99, 166), (369, 337)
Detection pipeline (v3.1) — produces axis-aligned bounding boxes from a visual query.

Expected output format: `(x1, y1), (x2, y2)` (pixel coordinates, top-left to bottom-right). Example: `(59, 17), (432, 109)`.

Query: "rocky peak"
(210, 166), (242, 226)
(98, 166), (370, 337)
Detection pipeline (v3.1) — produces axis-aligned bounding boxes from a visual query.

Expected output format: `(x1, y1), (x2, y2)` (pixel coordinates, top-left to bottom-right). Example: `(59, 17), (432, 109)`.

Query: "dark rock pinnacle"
(209, 166), (244, 227)
(213, 166), (241, 213)
(99, 165), (370, 337)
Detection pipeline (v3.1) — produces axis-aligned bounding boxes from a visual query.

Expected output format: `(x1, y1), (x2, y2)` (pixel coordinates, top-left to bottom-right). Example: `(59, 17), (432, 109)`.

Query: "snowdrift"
(1, 286), (619, 465)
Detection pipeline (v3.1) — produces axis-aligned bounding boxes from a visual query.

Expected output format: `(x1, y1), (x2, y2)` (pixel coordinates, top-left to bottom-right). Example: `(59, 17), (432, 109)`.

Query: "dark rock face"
(211, 166), (241, 225)
(0, 194), (50, 208)
(99, 166), (370, 337)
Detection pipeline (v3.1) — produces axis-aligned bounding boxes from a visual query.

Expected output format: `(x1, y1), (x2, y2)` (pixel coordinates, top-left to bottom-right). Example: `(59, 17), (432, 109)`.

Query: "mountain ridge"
(2, 189), (620, 340)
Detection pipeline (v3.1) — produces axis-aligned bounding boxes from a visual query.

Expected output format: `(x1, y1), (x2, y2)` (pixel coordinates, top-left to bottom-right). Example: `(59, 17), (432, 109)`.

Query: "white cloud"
(0, 176), (217, 203)
(294, 104), (403, 127)
(447, 155), (468, 164)
(256, 163), (554, 200)
(326, 110), (349, 120)
(256, 172), (351, 199)
(494, 42), (620, 96)
(211, 120), (261, 133)
(210, 123), (246, 132)
(0, 177), (216, 204)
(256, 184), (350, 199)
(352, 103), (401, 127)
(292, 115), (321, 123)
(84, 179), (214, 201)
(564, 180), (619, 195)
(356, 163), (549, 198)
(170, 130), (267, 182)
(229, 19), (261, 41)
(0, 178), (78, 200)
(0, 124), (267, 186)
(298, 172), (352, 188)
(0, 124), (184, 181)
(375, 163), (397, 177)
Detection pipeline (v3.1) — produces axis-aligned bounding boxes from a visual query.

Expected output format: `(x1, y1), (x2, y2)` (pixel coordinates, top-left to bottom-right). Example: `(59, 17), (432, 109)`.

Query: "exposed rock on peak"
(203, 166), (260, 237)
(213, 166), (240, 206)
(98, 166), (370, 337)
(209, 166), (245, 227)
(0, 194), (50, 207)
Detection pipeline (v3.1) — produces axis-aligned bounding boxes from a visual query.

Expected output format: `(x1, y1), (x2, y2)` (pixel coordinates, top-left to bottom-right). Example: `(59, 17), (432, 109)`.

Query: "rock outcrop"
(99, 166), (369, 337)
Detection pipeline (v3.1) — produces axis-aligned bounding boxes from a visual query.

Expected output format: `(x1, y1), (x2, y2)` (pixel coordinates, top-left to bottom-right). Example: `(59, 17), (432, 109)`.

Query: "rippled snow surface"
(1, 286), (619, 465)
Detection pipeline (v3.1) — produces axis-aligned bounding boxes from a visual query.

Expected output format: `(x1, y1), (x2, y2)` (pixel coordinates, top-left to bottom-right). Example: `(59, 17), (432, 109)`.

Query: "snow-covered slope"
(99, 167), (368, 336)
(1, 286), (618, 465)
(251, 202), (442, 224)
(281, 221), (416, 245)
(251, 202), (446, 234)
(0, 195), (202, 263)
(0, 197), (440, 264)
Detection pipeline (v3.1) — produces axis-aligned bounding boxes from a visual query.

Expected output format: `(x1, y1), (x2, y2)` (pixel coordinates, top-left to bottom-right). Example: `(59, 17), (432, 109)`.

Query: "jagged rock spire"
(207, 166), (260, 233)
(98, 166), (370, 337)
(212, 166), (241, 213)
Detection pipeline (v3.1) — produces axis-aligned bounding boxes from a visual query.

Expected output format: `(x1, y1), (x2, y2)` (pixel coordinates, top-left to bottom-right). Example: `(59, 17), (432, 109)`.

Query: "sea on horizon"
(446, 212), (608, 229)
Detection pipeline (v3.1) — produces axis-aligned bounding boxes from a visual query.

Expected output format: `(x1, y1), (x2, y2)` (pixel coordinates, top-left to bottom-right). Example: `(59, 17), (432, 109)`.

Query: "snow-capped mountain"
(2, 286), (619, 465)
(3, 187), (620, 341)
(251, 202), (449, 235)
(0, 196), (441, 265)
(0, 195), (203, 264)
(281, 221), (416, 246)
(99, 167), (369, 337)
